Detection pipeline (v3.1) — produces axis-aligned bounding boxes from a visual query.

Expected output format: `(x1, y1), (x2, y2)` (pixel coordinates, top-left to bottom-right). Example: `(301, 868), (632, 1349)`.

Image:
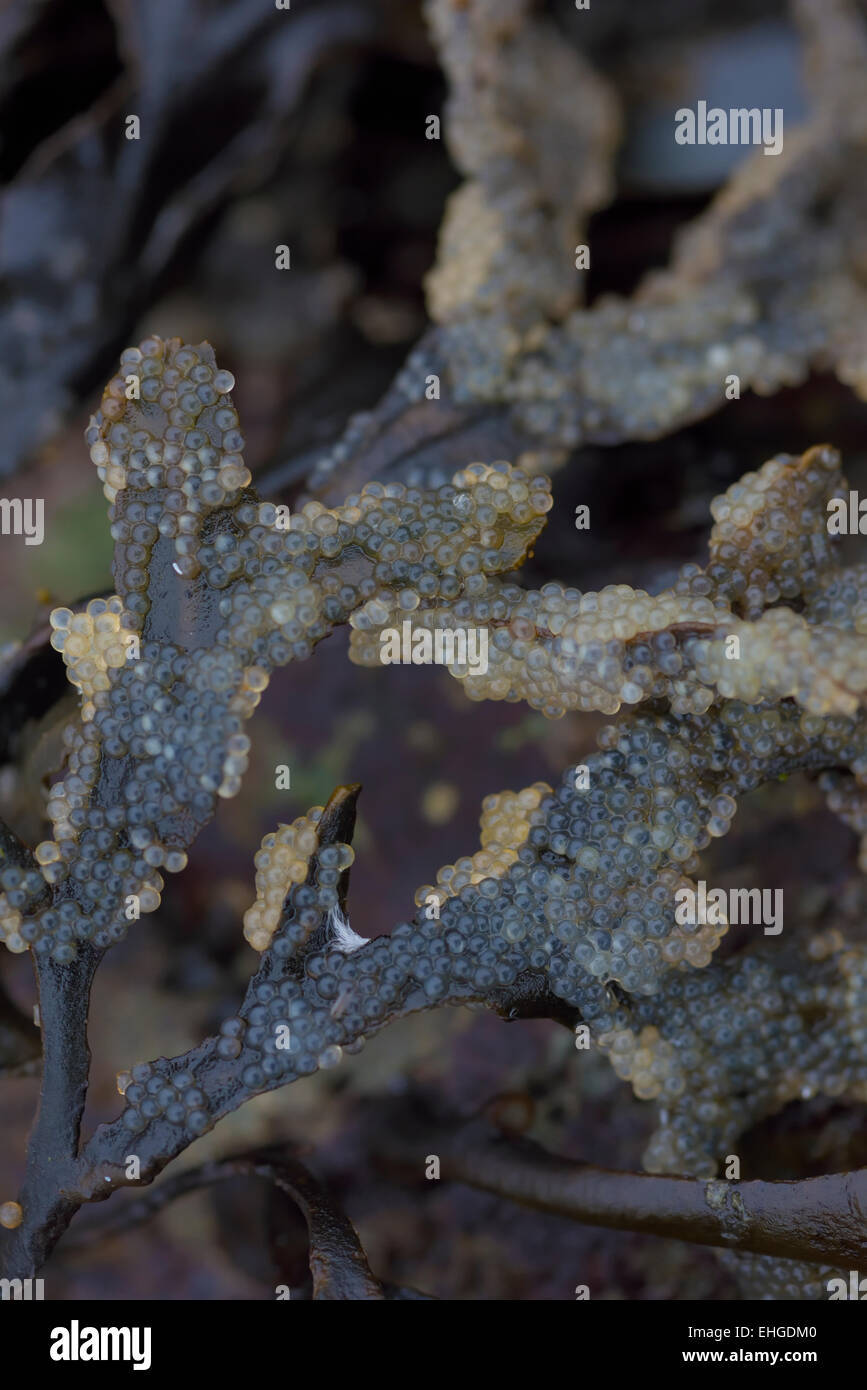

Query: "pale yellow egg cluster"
(425, 182), (508, 323)
(485, 583), (724, 717)
(0, 896), (25, 953)
(596, 1025), (681, 1102)
(349, 447), (867, 727)
(422, 0), (617, 355)
(406, 0), (867, 477)
(48, 597), (139, 719)
(243, 808), (325, 952)
(414, 782), (549, 916)
(693, 609), (867, 716)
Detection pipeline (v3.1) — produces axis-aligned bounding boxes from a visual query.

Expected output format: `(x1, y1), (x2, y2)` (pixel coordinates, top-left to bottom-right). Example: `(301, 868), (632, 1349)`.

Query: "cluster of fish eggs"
(243, 808), (325, 951)
(807, 562), (867, 634)
(29, 338), (867, 1287)
(610, 942), (867, 1178)
(118, 1060), (215, 1138)
(0, 685), (174, 960)
(211, 510), (358, 672)
(109, 706), (867, 1173)
(329, 707), (752, 1007)
(16, 338), (559, 964)
(0, 863), (49, 954)
(348, 448), (856, 726)
(48, 598), (138, 717)
(414, 782), (550, 918)
(500, 287), (762, 446)
(424, 182), (508, 324)
(688, 608), (867, 717)
(10, 637), (270, 958)
(461, 581), (728, 717)
(505, 724), (727, 995)
(716, 1252), (840, 1302)
(115, 855), (371, 1138)
(237, 874), (389, 1076)
(212, 463), (550, 685)
(597, 1024), (682, 1103)
(85, 336), (248, 579)
(216, 699), (867, 1036)
(519, 701), (867, 1001)
(683, 446), (843, 619)
(235, 952), (366, 1085)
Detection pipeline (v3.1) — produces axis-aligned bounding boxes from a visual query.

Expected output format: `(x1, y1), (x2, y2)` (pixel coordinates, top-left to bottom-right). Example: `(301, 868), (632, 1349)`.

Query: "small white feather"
(326, 904), (368, 953)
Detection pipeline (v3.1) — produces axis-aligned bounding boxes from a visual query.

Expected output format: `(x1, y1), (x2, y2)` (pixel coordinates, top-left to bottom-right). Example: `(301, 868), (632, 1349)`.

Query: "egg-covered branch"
(0, 336), (552, 965)
(3, 336), (866, 1300)
(75, 699), (867, 1234)
(349, 446), (867, 723)
(305, 0), (867, 500)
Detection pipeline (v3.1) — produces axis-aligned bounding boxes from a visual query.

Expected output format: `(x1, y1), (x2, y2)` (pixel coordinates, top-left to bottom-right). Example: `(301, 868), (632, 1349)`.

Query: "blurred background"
(1, 0), (866, 1299)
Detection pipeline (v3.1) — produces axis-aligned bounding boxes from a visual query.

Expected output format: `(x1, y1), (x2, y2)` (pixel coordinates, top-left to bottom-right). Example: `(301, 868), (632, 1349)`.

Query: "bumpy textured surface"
(440, 0), (867, 441)
(309, 0), (867, 499)
(0, 339), (551, 961)
(101, 697), (867, 1309)
(414, 782), (551, 919)
(17, 337), (867, 1302)
(714, 1251), (840, 1302)
(600, 934), (867, 1175)
(86, 337), (248, 577)
(242, 809), (355, 954)
(423, 0), (619, 336)
(699, 446), (845, 618)
(350, 445), (867, 723)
